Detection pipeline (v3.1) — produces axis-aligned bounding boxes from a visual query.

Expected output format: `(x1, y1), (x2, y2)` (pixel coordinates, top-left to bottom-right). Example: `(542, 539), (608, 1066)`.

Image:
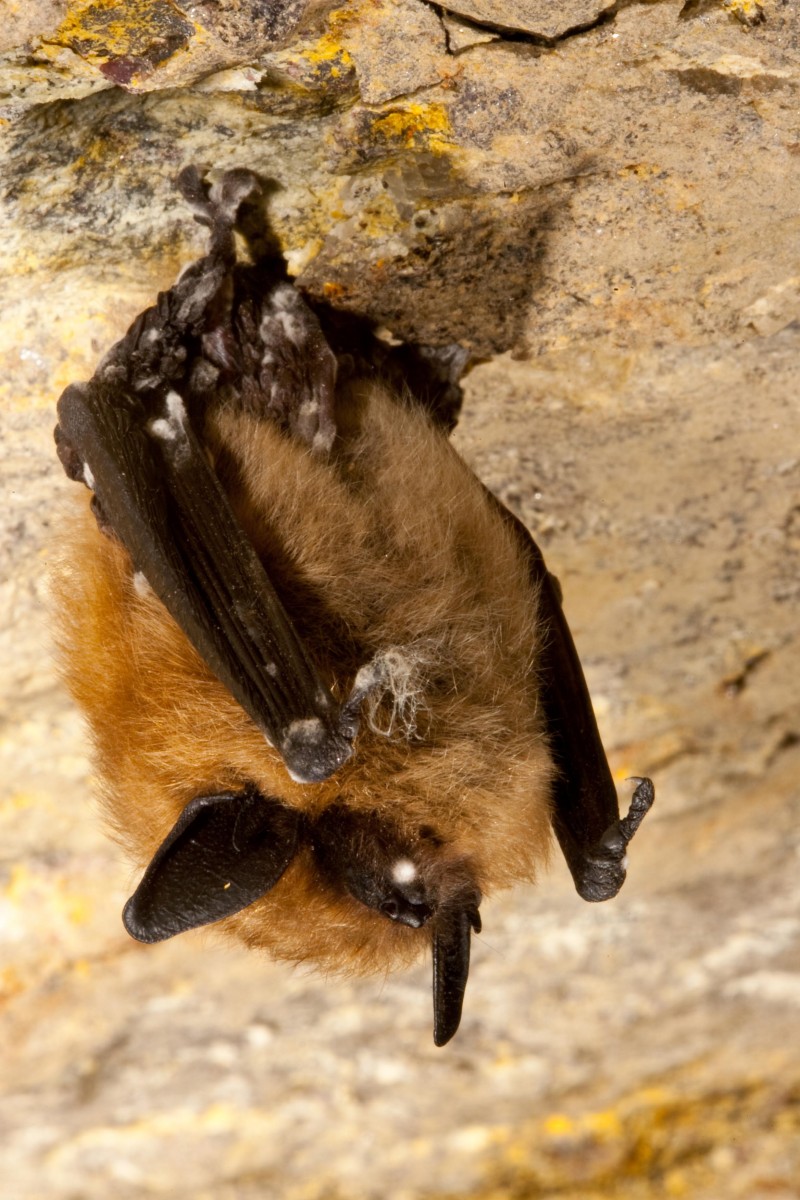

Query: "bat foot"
(574, 776), (654, 903)
(280, 718), (354, 784)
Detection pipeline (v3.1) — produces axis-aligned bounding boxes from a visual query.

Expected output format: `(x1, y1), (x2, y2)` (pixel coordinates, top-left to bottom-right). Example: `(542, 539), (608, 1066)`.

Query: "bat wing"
(55, 169), (363, 785)
(57, 379), (353, 784)
(123, 789), (303, 942)
(489, 498), (654, 901)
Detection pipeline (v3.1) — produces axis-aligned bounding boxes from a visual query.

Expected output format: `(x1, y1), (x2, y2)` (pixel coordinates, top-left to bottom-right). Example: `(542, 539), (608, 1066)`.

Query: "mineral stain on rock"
(54, 0), (195, 85)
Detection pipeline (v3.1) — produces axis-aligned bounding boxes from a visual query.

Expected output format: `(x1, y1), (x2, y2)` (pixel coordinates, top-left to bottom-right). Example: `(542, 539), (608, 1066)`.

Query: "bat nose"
(380, 893), (434, 928)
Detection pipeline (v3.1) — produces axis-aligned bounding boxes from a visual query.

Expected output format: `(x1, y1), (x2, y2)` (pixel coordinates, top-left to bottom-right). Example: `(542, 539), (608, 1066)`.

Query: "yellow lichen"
(542, 1113), (574, 1137)
(452, 1081), (792, 1198)
(367, 102), (453, 153)
(300, 32), (354, 77)
(322, 281), (347, 301)
(52, 0), (195, 73)
(722, 0), (765, 25)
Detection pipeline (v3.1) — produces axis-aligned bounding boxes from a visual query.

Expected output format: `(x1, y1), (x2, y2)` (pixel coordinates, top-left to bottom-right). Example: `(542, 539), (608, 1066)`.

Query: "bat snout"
(379, 893), (434, 928)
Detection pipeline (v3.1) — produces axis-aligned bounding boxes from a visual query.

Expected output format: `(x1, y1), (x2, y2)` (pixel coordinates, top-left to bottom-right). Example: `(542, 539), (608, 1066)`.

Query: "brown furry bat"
(52, 167), (653, 1045)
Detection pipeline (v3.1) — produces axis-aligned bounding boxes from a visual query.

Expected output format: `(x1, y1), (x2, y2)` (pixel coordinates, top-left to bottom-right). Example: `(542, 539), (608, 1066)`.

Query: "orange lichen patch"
(367, 102), (454, 154)
(437, 1080), (797, 1198)
(53, 0), (194, 70)
(327, 4), (363, 36)
(618, 163), (701, 216)
(322, 281), (347, 300)
(723, 0), (765, 24)
(299, 32), (355, 82)
(3, 862), (93, 928)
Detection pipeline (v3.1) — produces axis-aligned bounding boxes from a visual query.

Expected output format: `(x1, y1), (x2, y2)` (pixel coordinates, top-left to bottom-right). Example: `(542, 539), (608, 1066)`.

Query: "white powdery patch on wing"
(271, 283), (300, 312)
(311, 424), (335, 455)
(132, 572), (152, 598)
(148, 391), (187, 443)
(297, 398), (322, 444)
(282, 718), (327, 783)
(276, 311), (303, 344)
(261, 284), (306, 347)
(147, 392), (192, 467)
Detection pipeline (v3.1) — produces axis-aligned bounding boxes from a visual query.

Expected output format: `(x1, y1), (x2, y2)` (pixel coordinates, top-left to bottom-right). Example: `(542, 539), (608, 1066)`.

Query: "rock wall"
(2, 1), (799, 1197)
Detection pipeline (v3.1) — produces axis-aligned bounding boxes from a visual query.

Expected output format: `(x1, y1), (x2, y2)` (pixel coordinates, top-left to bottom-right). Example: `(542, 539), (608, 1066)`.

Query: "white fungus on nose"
(391, 858), (418, 884)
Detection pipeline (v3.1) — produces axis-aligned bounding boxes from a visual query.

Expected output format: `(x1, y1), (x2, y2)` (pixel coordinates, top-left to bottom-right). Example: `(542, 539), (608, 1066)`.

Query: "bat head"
(122, 787), (482, 1044)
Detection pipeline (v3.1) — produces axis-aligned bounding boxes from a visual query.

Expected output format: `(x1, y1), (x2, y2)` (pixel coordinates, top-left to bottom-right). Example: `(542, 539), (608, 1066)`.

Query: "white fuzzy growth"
(276, 311), (303, 344)
(285, 717), (324, 741)
(271, 284), (299, 312)
(311, 425), (335, 455)
(148, 392), (187, 445)
(391, 859), (418, 884)
(298, 398), (319, 420)
(165, 390), (187, 426)
(132, 572), (151, 598)
(83, 463), (95, 490)
(359, 644), (434, 740)
(282, 718), (326, 783)
(259, 285), (305, 347)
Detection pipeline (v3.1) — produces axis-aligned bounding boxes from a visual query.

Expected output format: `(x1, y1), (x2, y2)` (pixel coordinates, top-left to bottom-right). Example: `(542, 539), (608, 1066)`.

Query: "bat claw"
(280, 719), (354, 785)
(620, 776), (655, 841)
(573, 776), (654, 903)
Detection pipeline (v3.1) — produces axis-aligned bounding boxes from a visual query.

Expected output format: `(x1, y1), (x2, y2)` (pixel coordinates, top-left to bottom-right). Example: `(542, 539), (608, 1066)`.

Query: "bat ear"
(123, 789), (302, 943)
(432, 905), (481, 1047)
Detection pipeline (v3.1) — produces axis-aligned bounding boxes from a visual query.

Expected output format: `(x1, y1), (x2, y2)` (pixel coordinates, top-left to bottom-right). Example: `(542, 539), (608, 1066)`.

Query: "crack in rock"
(424, 0), (626, 46)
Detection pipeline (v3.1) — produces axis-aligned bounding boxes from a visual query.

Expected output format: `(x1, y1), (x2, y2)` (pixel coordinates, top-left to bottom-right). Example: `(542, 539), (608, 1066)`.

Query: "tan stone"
(1, 0), (799, 1194)
(439, 0), (617, 40)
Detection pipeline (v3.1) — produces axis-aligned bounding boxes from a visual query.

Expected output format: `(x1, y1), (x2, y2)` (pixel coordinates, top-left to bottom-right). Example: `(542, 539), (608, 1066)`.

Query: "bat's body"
(53, 168), (652, 1044)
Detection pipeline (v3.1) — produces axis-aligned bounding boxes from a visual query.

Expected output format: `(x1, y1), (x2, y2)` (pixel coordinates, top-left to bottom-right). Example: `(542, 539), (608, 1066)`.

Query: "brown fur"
(52, 381), (554, 975)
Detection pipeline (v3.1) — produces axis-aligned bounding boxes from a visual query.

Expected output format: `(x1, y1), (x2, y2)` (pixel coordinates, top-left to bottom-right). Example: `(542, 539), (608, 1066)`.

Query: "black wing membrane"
(55, 168), (361, 785)
(123, 789), (303, 942)
(57, 380), (352, 784)
(490, 497), (654, 901)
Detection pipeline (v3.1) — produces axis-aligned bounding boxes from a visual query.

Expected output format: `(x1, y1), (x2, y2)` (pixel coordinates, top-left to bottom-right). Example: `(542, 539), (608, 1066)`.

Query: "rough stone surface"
(343, 0), (449, 103)
(2, 0), (800, 1196)
(0, 0), (334, 115)
(439, 0), (618, 40)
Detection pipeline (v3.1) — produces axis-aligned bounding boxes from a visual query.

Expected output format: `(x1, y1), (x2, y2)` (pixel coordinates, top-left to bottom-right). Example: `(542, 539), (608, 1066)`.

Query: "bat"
(52, 166), (653, 1046)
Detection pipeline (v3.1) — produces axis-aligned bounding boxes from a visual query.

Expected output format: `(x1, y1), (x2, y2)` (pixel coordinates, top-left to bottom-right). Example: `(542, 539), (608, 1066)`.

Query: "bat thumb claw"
(280, 719), (354, 785)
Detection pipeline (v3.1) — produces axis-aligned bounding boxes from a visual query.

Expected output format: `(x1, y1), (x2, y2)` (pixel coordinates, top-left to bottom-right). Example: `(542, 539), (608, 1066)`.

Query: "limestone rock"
(439, 0), (616, 40)
(0, 0), (333, 115)
(1, 0), (800, 1196)
(341, 0), (449, 104)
